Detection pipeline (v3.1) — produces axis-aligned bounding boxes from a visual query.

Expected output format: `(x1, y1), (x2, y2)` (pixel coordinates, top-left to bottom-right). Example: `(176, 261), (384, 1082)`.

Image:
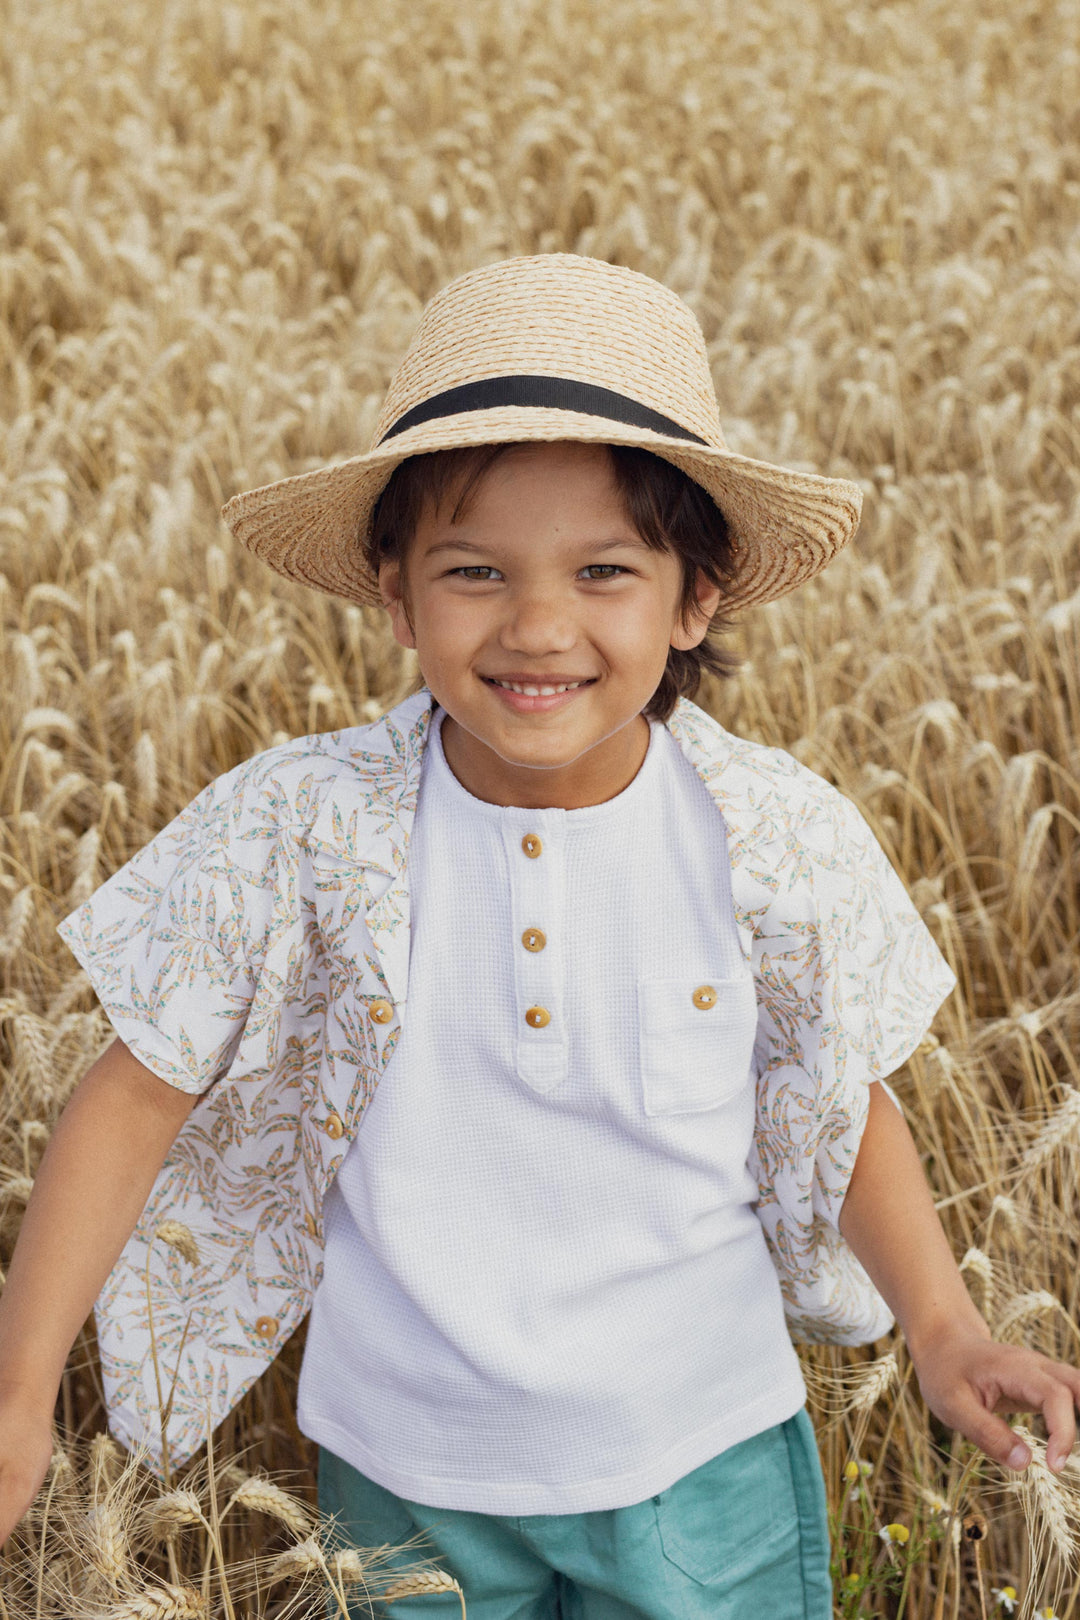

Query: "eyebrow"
(423, 535), (652, 557)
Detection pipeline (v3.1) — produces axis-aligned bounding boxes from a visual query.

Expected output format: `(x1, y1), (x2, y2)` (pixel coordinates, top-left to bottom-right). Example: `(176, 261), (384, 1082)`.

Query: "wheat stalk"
(1009, 1428), (1078, 1575)
(994, 1291), (1062, 1339)
(848, 1351), (900, 1413)
(109, 1584), (208, 1619)
(328, 1548), (371, 1584)
(3, 2), (1080, 1617)
(381, 1570), (464, 1599)
(382, 1568), (469, 1619)
(147, 1490), (206, 1539)
(266, 1536), (327, 1582)
(224, 1476), (313, 1539)
(1018, 1089), (1080, 1175)
(85, 1500), (130, 1588)
(153, 1222), (201, 1268)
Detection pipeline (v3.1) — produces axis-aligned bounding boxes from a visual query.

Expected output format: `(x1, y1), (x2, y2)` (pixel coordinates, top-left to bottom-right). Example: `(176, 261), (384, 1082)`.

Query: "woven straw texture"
(221, 254), (862, 612)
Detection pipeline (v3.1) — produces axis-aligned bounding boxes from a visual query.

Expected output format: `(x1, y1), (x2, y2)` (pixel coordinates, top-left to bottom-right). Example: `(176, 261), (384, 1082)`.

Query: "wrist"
(903, 1301), (992, 1366)
(0, 1364), (62, 1416)
(0, 1328), (65, 1417)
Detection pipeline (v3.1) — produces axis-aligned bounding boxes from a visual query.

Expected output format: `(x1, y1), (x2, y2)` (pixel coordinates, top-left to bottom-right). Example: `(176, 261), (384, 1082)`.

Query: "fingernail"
(1048, 1450), (1065, 1472)
(1007, 1442), (1030, 1469)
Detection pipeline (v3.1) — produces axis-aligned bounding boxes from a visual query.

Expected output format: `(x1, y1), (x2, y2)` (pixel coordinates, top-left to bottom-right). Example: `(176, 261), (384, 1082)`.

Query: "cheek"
(409, 593), (489, 668)
(618, 592), (684, 663)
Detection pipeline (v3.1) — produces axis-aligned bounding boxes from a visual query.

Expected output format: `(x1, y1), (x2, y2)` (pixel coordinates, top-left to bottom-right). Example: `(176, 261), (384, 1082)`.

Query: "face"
(378, 442), (722, 809)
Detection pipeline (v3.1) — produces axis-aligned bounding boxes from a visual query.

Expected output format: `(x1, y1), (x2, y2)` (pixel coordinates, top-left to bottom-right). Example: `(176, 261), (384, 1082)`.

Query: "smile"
(485, 678), (593, 696)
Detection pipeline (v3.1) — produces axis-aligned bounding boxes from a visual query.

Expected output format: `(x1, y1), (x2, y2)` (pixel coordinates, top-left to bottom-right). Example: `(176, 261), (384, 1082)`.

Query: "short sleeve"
(746, 781), (956, 1344)
(57, 757), (286, 1094)
(806, 789), (957, 1116)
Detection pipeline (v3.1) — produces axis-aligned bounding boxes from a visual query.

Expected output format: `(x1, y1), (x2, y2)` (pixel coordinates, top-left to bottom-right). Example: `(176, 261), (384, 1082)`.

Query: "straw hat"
(222, 254), (861, 612)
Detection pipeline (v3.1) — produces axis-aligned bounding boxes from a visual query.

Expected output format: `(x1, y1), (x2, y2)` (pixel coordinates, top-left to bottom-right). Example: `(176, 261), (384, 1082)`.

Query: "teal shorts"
(317, 1407), (832, 1619)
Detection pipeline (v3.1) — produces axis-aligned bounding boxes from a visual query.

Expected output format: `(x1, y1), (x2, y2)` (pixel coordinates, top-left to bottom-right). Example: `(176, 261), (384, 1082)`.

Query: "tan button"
(522, 834), (543, 858)
(692, 985), (718, 1010)
(525, 1005), (551, 1028)
(522, 928), (547, 952)
(255, 1316), (278, 1340)
(369, 999), (393, 1024)
(325, 1112), (345, 1139)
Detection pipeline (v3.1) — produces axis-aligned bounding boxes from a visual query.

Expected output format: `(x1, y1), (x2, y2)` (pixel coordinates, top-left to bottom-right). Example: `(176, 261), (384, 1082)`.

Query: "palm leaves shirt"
(58, 690), (956, 1472)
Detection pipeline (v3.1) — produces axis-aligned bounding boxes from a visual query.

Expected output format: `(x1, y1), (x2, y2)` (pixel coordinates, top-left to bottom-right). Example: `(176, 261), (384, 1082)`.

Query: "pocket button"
(692, 985), (718, 1010)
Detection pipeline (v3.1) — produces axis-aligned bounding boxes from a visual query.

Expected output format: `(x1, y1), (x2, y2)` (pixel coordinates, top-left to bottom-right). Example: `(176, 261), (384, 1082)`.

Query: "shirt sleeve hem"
(57, 919), (214, 1096)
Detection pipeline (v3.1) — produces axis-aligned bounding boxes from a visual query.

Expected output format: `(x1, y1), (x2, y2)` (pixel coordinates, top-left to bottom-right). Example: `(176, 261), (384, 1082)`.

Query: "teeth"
(492, 679), (584, 695)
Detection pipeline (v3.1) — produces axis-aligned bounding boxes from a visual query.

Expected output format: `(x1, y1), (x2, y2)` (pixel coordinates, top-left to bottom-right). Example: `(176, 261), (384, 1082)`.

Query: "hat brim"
(221, 405), (862, 614)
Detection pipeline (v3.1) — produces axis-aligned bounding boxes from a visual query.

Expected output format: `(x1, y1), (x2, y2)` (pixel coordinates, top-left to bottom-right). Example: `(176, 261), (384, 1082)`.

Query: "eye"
(453, 565), (502, 580)
(580, 564), (627, 580)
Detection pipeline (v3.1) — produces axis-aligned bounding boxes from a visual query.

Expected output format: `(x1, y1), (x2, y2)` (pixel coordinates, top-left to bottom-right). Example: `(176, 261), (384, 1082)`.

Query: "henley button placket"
(507, 817), (566, 1093)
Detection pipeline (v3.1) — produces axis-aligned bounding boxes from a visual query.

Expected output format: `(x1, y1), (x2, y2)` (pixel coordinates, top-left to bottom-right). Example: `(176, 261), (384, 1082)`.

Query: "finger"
(992, 1355), (1080, 1421)
(1039, 1377), (1078, 1472)
(984, 1363), (1079, 1472)
(946, 1388), (1034, 1471)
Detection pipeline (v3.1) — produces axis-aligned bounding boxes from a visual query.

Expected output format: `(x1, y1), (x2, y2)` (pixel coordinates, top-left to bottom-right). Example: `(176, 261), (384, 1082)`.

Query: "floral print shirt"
(58, 690), (956, 1472)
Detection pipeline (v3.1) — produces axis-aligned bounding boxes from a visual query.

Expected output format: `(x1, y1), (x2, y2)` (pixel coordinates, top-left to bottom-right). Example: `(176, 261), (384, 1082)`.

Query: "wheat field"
(1, 0), (1080, 1613)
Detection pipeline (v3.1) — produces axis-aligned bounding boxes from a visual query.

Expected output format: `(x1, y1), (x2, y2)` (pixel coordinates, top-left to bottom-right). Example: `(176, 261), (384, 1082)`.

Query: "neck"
(439, 714), (652, 809)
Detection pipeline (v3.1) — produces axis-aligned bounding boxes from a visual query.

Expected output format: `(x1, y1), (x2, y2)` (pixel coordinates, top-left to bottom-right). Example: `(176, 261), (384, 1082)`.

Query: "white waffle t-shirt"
(297, 709), (806, 1513)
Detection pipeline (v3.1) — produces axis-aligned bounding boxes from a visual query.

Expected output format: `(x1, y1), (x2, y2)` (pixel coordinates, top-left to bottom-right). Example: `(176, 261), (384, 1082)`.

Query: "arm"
(838, 1080), (1080, 1473)
(0, 1038), (200, 1545)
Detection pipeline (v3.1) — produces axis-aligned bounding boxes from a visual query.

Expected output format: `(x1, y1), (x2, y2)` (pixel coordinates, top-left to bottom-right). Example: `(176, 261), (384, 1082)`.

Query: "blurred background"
(2, 0), (1079, 1614)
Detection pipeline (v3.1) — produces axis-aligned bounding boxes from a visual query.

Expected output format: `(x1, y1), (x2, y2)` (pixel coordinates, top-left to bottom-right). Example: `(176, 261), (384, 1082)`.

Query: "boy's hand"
(0, 1390), (56, 1547)
(909, 1321), (1080, 1473)
(839, 1082), (1080, 1474)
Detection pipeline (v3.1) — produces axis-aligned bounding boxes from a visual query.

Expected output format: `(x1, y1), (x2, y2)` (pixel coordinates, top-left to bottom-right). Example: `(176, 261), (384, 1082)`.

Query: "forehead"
(420, 441), (636, 534)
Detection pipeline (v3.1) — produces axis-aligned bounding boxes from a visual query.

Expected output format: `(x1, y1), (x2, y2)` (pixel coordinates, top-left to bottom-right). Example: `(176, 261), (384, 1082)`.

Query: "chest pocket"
(638, 973), (759, 1116)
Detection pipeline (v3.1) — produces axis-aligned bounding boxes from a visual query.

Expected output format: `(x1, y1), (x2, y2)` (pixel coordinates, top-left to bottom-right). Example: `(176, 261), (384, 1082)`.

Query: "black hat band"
(379, 374), (709, 447)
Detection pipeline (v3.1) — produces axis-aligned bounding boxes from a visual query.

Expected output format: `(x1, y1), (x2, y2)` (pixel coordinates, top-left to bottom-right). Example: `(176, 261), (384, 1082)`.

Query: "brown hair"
(366, 442), (741, 721)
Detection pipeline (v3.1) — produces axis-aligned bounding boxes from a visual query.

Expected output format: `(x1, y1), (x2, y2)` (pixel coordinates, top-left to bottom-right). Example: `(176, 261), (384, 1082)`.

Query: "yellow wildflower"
(878, 1523), (910, 1545)
(992, 1589), (1018, 1615)
(844, 1457), (873, 1498)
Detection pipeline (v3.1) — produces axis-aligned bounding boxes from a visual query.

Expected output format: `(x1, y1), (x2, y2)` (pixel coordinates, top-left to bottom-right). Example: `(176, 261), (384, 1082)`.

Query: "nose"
(497, 583), (577, 656)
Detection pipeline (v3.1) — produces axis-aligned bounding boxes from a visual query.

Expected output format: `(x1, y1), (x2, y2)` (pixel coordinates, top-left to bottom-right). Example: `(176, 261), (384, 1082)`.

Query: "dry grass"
(1, 0), (1079, 1613)
(0, 1432), (458, 1618)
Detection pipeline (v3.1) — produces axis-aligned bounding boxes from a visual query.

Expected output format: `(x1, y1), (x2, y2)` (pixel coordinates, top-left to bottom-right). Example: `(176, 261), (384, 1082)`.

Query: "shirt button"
(369, 999), (393, 1024)
(692, 985), (718, 1010)
(525, 1005), (551, 1028)
(255, 1316), (278, 1340)
(325, 1112), (345, 1139)
(522, 928), (547, 952)
(521, 834), (543, 858)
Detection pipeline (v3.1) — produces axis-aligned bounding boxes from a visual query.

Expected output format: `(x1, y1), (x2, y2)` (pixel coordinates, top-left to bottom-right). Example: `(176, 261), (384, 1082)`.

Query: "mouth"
(482, 677), (596, 697)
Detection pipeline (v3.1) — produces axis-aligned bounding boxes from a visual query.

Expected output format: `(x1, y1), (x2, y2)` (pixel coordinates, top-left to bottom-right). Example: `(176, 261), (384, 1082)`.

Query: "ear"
(378, 559), (417, 650)
(669, 569), (723, 651)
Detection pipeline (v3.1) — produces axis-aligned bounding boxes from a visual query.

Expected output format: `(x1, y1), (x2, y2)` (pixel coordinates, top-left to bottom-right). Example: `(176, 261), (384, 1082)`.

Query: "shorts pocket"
(638, 973), (758, 1117)
(654, 1423), (798, 1585)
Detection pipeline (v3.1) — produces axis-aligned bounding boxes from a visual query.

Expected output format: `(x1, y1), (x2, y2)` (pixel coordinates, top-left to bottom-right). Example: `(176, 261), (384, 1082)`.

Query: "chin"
(492, 742), (581, 771)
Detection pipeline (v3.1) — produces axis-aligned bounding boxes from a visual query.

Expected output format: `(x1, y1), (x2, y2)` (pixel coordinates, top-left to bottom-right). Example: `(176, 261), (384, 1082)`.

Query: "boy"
(1, 255), (1078, 1616)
